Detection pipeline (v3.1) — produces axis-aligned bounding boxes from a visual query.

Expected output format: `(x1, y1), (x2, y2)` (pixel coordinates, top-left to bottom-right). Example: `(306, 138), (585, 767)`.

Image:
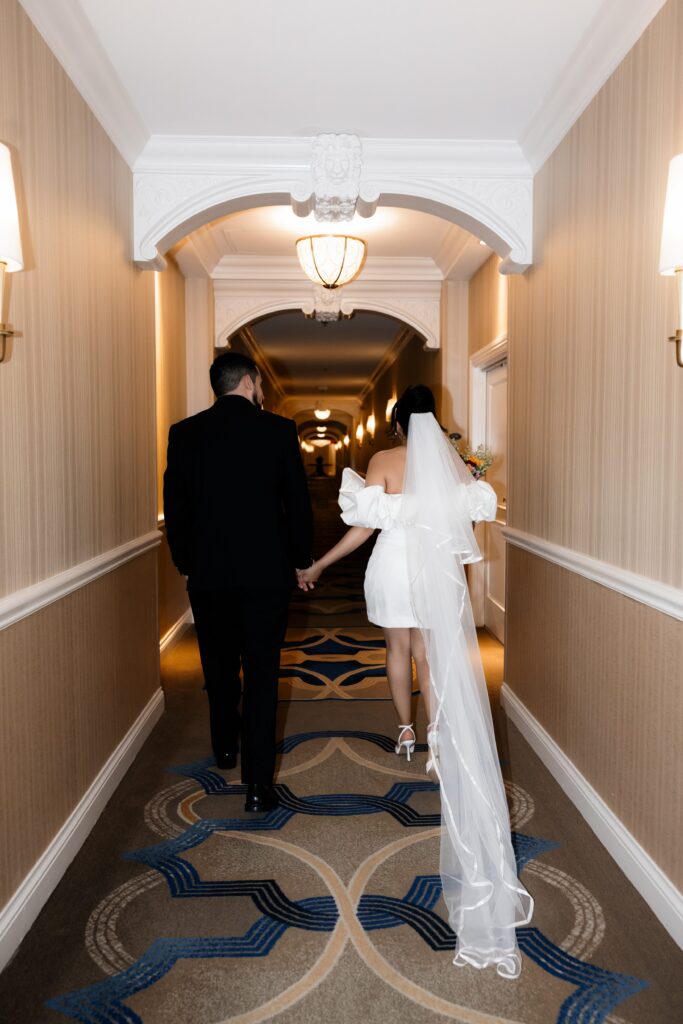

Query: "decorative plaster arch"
(133, 136), (533, 272)
(214, 279), (440, 351)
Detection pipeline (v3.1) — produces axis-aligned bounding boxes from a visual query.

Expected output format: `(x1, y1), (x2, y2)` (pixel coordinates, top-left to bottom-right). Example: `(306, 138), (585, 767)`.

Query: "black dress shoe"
(214, 751), (237, 770)
(244, 783), (279, 813)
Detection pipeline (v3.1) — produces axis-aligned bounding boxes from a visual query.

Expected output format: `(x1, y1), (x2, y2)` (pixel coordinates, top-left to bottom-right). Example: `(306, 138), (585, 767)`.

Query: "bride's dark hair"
(389, 384), (436, 437)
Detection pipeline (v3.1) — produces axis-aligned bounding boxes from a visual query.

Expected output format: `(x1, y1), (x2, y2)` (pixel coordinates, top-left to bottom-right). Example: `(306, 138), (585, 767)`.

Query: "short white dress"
(338, 467), (497, 628)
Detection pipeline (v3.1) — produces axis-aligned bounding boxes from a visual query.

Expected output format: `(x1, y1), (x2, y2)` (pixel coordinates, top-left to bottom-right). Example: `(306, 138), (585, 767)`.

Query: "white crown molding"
(504, 526), (683, 622)
(18, 0), (148, 169)
(214, 276), (442, 350)
(0, 687), (164, 973)
(213, 255), (442, 282)
(0, 531), (162, 633)
(520, 0), (668, 173)
(133, 135), (533, 272)
(501, 684), (683, 949)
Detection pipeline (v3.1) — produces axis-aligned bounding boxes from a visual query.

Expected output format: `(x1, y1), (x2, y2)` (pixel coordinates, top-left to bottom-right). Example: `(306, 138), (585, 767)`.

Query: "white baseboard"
(0, 687), (165, 974)
(501, 683), (683, 949)
(159, 608), (193, 653)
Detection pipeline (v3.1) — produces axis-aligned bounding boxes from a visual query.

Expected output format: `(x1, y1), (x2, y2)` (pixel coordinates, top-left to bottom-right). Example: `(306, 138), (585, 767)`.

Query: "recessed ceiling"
(77, 0), (600, 140)
(247, 311), (409, 398)
(176, 204), (491, 280)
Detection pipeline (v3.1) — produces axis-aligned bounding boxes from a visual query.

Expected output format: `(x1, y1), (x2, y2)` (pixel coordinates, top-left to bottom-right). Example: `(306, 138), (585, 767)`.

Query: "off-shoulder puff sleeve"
(338, 467), (402, 531)
(466, 479), (498, 523)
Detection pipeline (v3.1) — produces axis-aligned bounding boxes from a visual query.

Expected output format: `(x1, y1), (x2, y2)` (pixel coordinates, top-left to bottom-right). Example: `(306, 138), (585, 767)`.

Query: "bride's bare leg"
(383, 627), (413, 725)
(410, 628), (433, 722)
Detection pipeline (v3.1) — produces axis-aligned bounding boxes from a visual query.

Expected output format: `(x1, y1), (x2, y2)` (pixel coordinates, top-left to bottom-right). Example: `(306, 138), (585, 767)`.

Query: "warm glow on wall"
(660, 152), (683, 367)
(366, 414), (376, 438)
(335, 441), (342, 450)
(385, 397), (396, 422)
(355, 423), (364, 445)
(343, 434), (350, 447)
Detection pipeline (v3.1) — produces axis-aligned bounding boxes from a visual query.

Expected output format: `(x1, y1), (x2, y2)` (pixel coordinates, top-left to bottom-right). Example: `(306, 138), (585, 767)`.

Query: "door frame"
(468, 331), (508, 625)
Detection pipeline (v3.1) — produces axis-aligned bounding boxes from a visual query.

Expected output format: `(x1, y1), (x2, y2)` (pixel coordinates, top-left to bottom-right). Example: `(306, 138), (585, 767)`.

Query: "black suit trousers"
(189, 586), (290, 784)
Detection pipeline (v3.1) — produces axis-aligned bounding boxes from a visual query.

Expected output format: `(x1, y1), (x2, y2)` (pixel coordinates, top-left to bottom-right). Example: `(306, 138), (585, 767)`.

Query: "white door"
(484, 361), (507, 643)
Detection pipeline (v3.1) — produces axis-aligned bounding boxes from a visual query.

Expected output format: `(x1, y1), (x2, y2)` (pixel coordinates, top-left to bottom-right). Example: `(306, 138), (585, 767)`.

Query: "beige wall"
(155, 260), (191, 639)
(355, 331), (443, 472)
(507, 547), (683, 888)
(0, 1), (159, 909)
(506, 0), (683, 888)
(0, 552), (159, 907)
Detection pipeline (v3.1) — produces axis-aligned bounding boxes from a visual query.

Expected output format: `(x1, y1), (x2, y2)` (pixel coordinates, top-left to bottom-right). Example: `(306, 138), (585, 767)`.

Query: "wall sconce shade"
(659, 153), (683, 367)
(0, 142), (24, 362)
(366, 414), (376, 438)
(296, 235), (366, 289)
(355, 422), (364, 445)
(0, 144), (23, 273)
(343, 434), (350, 447)
(660, 154), (683, 274)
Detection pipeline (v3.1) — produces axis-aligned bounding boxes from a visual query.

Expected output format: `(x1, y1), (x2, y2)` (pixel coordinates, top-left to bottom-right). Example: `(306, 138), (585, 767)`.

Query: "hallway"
(0, 492), (680, 1024)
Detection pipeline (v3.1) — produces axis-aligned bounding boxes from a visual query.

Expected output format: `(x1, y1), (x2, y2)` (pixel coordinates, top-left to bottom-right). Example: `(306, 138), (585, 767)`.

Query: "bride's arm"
(297, 526), (373, 590)
(297, 455), (389, 590)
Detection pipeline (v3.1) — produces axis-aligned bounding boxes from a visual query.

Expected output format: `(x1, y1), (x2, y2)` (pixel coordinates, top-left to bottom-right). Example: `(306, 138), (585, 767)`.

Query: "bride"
(297, 385), (533, 978)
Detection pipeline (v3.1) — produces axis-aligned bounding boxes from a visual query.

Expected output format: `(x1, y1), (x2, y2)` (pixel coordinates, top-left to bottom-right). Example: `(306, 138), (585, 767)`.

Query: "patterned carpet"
(1, 477), (681, 1022)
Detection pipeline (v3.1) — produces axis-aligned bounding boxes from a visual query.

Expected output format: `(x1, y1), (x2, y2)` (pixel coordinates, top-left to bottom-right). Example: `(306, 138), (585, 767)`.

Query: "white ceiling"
(19, 1), (667, 170)
(77, 0), (600, 140)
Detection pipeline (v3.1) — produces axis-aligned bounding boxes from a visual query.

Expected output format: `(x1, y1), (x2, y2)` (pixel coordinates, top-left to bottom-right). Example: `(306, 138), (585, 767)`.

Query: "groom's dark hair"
(210, 352), (259, 397)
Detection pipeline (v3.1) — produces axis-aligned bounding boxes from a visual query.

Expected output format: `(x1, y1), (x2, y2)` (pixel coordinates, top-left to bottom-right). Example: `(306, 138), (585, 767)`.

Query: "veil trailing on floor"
(403, 412), (533, 979)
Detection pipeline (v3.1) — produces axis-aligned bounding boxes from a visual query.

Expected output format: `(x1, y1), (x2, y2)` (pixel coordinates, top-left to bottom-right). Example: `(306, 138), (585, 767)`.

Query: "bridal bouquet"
(449, 437), (493, 479)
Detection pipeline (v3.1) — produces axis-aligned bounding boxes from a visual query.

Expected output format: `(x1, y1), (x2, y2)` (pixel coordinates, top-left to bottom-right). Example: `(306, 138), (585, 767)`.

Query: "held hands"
(296, 562), (322, 591)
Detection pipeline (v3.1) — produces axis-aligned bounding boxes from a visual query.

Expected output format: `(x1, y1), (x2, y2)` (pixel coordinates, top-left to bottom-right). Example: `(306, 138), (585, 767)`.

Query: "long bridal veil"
(404, 412), (533, 978)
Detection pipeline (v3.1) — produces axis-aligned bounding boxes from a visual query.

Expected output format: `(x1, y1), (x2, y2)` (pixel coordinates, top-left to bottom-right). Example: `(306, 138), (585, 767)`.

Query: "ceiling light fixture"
(296, 234), (366, 289)
(314, 407), (331, 420)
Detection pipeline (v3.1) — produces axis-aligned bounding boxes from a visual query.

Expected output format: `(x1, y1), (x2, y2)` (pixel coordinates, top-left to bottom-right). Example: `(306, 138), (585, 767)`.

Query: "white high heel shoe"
(426, 723), (439, 779)
(395, 723), (416, 762)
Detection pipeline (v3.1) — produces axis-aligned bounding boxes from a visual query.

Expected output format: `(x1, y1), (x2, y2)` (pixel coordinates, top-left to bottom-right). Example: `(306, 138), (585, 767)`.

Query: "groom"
(163, 352), (313, 812)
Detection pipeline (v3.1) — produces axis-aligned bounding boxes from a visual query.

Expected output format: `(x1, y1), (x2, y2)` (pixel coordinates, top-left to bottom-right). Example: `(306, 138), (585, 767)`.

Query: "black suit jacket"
(163, 396), (313, 590)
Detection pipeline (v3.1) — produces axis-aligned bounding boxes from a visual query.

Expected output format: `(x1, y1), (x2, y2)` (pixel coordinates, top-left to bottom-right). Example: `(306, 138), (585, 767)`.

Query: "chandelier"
(296, 234), (366, 289)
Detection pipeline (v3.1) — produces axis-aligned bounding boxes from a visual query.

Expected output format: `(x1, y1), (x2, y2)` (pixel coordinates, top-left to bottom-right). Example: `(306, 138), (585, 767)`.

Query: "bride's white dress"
(336, 416), (533, 978)
(339, 468), (497, 627)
